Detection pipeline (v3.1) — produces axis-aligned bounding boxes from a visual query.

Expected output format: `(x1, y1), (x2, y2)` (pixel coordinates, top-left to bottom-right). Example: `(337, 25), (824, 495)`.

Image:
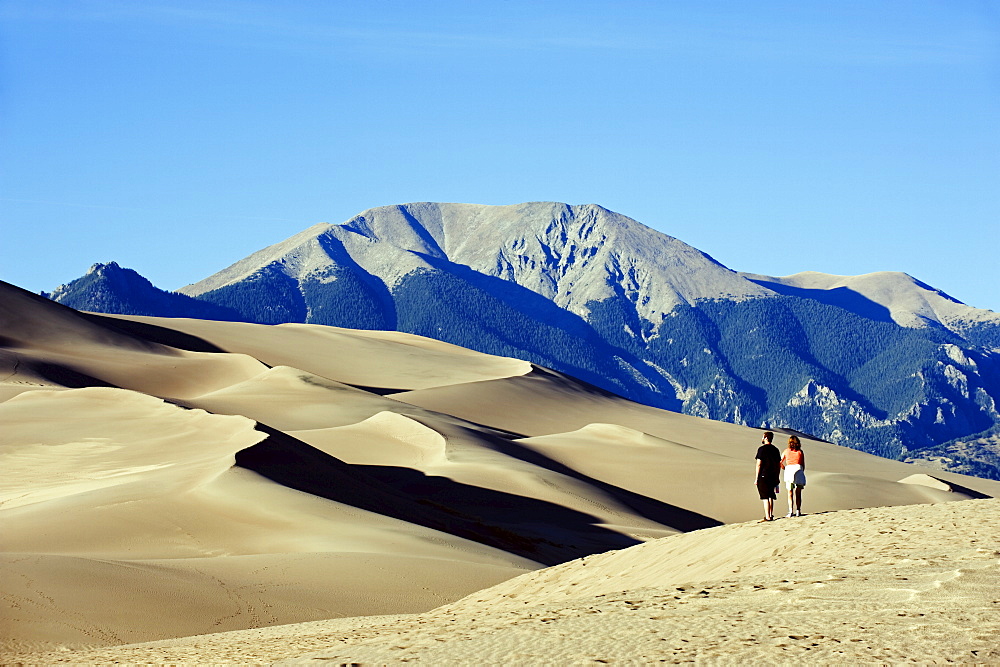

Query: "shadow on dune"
(236, 424), (647, 566)
(444, 421), (723, 533)
(23, 360), (119, 389)
(78, 312), (230, 354)
(344, 383), (409, 396)
(352, 365), (633, 402)
(932, 477), (991, 500)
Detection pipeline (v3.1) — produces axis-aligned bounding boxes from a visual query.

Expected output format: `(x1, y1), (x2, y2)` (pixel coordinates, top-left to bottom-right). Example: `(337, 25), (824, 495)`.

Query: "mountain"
(45, 261), (240, 321)
(46, 202), (1000, 478)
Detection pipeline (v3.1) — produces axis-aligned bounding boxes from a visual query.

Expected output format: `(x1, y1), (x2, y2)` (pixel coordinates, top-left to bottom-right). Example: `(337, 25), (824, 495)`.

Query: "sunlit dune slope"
(13, 499), (999, 665)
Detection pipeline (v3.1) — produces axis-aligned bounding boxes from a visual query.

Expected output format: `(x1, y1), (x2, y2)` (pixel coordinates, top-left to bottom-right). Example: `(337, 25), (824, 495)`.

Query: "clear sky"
(2, 1), (998, 312)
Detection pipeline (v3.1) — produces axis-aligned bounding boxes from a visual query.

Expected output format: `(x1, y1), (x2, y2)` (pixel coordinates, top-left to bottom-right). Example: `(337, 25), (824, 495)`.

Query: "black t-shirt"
(755, 444), (781, 483)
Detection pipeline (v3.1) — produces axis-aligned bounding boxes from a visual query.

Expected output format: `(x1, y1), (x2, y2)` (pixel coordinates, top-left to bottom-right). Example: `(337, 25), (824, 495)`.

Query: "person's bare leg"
(794, 488), (803, 516)
(786, 488), (794, 517)
(761, 497), (773, 520)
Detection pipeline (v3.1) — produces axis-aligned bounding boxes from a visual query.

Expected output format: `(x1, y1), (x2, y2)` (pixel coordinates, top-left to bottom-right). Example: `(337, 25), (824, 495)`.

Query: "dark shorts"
(756, 479), (778, 500)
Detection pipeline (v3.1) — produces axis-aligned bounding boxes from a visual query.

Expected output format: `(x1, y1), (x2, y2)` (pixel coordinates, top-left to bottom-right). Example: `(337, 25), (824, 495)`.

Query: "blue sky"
(2, 1), (998, 312)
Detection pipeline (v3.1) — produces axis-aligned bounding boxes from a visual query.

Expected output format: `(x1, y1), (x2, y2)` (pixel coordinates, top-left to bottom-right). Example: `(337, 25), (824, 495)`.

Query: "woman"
(781, 435), (806, 517)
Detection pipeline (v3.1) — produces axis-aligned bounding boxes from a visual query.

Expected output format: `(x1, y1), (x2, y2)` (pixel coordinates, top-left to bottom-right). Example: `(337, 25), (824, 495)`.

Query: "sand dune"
(286, 498), (1000, 665)
(516, 424), (965, 524)
(12, 499), (998, 664)
(101, 314), (534, 391)
(0, 386), (533, 652)
(2, 279), (999, 662)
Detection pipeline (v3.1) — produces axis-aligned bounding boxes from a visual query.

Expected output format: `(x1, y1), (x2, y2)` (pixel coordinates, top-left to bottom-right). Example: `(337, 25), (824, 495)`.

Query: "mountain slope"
(46, 202), (1000, 477)
(46, 261), (240, 321)
(181, 203), (770, 319)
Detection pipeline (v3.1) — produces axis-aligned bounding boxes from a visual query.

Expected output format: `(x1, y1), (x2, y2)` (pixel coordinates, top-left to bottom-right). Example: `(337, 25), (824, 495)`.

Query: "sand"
(10, 499), (999, 664)
(2, 279), (999, 663)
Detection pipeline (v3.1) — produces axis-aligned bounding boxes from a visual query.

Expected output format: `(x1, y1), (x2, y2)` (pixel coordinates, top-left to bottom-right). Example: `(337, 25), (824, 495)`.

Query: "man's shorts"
(756, 479), (778, 500)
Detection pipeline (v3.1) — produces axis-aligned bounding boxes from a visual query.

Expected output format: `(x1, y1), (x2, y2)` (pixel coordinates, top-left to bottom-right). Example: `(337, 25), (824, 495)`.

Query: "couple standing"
(754, 431), (806, 521)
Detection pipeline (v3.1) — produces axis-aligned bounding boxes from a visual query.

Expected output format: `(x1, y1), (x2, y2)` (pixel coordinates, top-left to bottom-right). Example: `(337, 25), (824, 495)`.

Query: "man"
(754, 431), (781, 522)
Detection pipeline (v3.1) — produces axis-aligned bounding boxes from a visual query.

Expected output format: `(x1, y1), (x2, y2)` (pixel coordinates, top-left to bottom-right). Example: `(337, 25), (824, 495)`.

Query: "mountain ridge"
(180, 202), (773, 320)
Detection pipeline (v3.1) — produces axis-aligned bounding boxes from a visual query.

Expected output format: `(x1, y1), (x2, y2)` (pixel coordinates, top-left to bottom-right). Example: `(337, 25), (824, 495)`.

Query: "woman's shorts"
(784, 464), (806, 489)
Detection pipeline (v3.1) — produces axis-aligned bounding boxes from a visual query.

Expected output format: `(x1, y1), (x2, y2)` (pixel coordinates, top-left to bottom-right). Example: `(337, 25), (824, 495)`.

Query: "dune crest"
(290, 411), (449, 467)
(899, 472), (955, 491)
(0, 387), (264, 509)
